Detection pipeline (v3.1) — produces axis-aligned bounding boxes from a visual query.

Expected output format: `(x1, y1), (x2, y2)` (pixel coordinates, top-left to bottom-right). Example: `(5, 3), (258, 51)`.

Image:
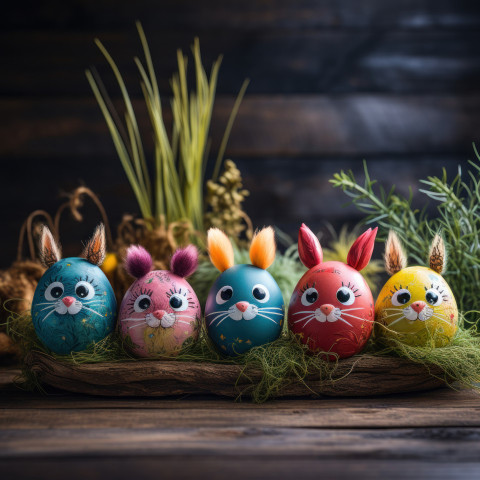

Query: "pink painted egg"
(119, 245), (201, 357)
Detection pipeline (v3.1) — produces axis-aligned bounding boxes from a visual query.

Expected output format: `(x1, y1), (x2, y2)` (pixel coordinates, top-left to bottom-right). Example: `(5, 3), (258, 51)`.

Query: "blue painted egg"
(31, 258), (116, 354)
(205, 264), (284, 356)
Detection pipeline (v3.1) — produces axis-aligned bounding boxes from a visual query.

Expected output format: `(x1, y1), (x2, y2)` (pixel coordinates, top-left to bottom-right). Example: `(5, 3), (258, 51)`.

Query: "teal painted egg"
(205, 264), (284, 356)
(31, 257), (116, 354)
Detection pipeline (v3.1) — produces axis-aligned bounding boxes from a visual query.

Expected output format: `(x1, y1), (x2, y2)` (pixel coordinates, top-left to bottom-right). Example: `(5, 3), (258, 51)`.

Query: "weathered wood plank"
(1, 387), (479, 410)
(2, 405), (480, 429)
(2, 31), (480, 95)
(3, 0), (480, 31)
(2, 426), (480, 459)
(1, 457), (479, 480)
(2, 96), (479, 159)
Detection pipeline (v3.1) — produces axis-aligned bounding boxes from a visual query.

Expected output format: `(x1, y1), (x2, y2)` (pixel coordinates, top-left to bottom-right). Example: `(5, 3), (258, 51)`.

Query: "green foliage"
(86, 22), (248, 231)
(330, 145), (480, 316)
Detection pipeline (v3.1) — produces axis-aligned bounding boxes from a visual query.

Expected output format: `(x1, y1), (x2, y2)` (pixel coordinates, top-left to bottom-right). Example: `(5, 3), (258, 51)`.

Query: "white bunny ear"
(429, 233), (447, 274)
(39, 225), (62, 268)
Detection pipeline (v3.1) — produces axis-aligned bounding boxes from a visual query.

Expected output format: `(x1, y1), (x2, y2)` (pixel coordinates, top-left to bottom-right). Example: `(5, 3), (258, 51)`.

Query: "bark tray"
(24, 351), (448, 398)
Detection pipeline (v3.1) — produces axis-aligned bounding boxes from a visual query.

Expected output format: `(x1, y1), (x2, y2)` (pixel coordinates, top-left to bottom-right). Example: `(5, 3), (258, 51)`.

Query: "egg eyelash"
(342, 281), (361, 297)
(74, 275), (101, 294)
(300, 282), (316, 294)
(40, 275), (64, 295)
(389, 284), (409, 295)
(425, 283), (449, 301)
(167, 286), (196, 308)
(127, 287), (154, 304)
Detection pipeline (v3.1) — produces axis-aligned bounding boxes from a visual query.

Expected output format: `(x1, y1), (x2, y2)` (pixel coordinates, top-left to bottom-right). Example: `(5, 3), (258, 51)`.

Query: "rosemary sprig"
(330, 145), (480, 317)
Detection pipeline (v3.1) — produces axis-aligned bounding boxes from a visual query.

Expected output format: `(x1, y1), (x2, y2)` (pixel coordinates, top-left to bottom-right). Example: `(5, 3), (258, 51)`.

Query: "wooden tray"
(24, 351), (448, 398)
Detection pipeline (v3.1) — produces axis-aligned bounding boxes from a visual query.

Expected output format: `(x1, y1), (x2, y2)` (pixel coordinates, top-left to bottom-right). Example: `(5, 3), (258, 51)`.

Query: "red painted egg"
(287, 224), (377, 360)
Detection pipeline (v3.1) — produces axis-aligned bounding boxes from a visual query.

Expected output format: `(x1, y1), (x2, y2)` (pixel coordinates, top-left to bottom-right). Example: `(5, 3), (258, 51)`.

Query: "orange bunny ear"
(39, 225), (62, 268)
(347, 227), (377, 271)
(207, 228), (235, 272)
(298, 223), (323, 269)
(249, 227), (276, 270)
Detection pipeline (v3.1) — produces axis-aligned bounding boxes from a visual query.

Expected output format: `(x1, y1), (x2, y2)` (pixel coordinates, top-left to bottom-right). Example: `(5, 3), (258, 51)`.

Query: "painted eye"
(134, 294), (152, 312)
(45, 282), (64, 301)
(336, 287), (355, 306)
(425, 289), (443, 306)
(216, 286), (233, 305)
(301, 287), (318, 306)
(252, 284), (270, 303)
(392, 289), (411, 306)
(169, 293), (188, 311)
(74, 281), (95, 300)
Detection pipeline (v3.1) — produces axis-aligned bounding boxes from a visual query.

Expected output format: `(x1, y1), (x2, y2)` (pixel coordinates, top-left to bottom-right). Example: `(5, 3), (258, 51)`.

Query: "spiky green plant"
(330, 144), (480, 317)
(86, 22), (248, 231)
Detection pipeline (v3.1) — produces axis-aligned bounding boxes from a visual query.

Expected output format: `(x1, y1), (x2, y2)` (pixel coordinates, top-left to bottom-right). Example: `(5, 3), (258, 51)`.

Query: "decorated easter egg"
(375, 231), (458, 346)
(205, 227), (284, 356)
(119, 245), (201, 357)
(31, 225), (116, 355)
(288, 224), (376, 359)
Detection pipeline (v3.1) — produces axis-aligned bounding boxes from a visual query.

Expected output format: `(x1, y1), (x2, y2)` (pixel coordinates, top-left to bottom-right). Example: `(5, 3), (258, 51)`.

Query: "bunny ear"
(207, 228), (235, 272)
(298, 223), (323, 269)
(39, 225), (62, 268)
(347, 227), (378, 271)
(124, 245), (153, 279)
(429, 233), (447, 274)
(81, 224), (106, 266)
(249, 227), (276, 270)
(171, 245), (198, 278)
(384, 230), (407, 275)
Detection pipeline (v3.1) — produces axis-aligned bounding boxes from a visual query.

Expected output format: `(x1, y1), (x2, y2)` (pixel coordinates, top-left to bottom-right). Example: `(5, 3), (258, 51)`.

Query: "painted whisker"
(338, 317), (353, 327)
(294, 314), (315, 325)
(303, 317), (315, 328)
(208, 312), (229, 326)
(256, 313), (279, 325)
(340, 312), (366, 321)
(292, 311), (318, 316)
(120, 317), (147, 322)
(206, 310), (228, 317)
(82, 306), (104, 318)
(215, 314), (231, 328)
(39, 305), (56, 312)
(128, 322), (147, 330)
(34, 302), (56, 306)
(388, 316), (407, 327)
(41, 309), (57, 323)
(340, 307), (365, 312)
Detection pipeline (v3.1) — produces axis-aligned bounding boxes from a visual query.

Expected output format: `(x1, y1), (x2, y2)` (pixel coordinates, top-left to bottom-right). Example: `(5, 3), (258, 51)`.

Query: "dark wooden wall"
(1, 0), (480, 267)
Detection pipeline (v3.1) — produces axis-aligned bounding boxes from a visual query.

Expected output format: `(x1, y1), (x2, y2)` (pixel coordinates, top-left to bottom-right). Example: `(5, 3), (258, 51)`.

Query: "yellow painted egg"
(375, 231), (458, 347)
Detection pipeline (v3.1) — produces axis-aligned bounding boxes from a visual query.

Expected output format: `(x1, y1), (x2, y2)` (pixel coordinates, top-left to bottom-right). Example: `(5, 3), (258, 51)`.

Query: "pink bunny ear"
(347, 227), (378, 271)
(170, 245), (198, 278)
(298, 223), (323, 269)
(124, 245), (153, 279)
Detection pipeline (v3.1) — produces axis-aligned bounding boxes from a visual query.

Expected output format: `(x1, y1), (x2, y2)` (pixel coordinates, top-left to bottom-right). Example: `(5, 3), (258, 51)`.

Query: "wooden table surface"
(1, 366), (480, 480)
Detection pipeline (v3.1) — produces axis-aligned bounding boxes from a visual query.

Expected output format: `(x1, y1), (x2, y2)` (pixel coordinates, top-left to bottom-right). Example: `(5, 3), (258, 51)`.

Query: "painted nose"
(320, 304), (335, 316)
(236, 302), (249, 313)
(62, 296), (75, 307)
(153, 310), (166, 320)
(411, 301), (426, 313)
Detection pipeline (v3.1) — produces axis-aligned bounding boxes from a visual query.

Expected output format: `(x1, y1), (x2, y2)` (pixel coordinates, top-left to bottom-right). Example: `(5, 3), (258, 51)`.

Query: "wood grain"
(2, 96), (479, 159)
(3, 405), (480, 429)
(2, 31), (480, 95)
(3, 426), (480, 459)
(4, 0), (480, 31)
(1, 457), (479, 480)
(24, 351), (447, 398)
